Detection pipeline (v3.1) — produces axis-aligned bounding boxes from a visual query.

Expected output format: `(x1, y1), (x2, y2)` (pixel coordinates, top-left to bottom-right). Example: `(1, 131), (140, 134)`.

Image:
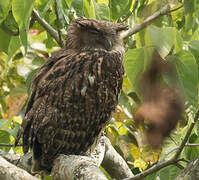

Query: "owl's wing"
(14, 49), (72, 149)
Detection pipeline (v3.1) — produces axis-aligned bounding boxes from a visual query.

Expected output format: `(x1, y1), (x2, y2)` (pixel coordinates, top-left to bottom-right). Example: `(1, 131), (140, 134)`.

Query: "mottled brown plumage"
(15, 18), (127, 173)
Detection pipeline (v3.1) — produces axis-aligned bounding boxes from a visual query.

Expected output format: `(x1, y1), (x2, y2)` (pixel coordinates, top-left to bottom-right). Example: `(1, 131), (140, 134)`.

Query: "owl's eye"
(89, 29), (100, 35)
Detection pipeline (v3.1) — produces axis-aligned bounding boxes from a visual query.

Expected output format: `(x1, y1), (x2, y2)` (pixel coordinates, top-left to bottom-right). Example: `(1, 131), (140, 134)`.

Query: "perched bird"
(15, 17), (127, 173)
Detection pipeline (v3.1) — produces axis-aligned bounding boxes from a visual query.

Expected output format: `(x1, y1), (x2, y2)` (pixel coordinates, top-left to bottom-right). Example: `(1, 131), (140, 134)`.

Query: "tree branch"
(102, 137), (134, 179)
(32, 9), (61, 46)
(0, 150), (32, 173)
(0, 143), (22, 147)
(54, 0), (63, 47)
(0, 156), (39, 180)
(51, 136), (107, 180)
(174, 110), (199, 159)
(176, 156), (199, 180)
(124, 109), (199, 180)
(121, 4), (183, 39)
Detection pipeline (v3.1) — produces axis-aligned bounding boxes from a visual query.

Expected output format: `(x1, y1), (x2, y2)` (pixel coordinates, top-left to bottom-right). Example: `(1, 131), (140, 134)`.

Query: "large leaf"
(188, 40), (199, 65)
(83, 0), (95, 18)
(170, 51), (198, 112)
(65, 0), (73, 8)
(93, 1), (110, 21)
(144, 165), (180, 179)
(147, 26), (176, 58)
(124, 46), (154, 93)
(71, 0), (83, 16)
(184, 0), (195, 15)
(110, 0), (133, 21)
(0, 28), (11, 53)
(7, 36), (20, 63)
(0, 0), (11, 23)
(12, 0), (34, 30)
(184, 134), (199, 160)
(12, 0), (34, 52)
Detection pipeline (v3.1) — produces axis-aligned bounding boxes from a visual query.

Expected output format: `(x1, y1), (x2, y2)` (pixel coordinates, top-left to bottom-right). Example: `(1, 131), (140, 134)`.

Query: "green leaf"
(110, 0), (133, 21)
(147, 26), (176, 58)
(188, 40), (199, 65)
(71, 0), (83, 16)
(0, 133), (11, 152)
(144, 172), (156, 180)
(0, 118), (10, 129)
(12, 0), (34, 30)
(44, 175), (52, 180)
(19, 25), (28, 52)
(0, 0), (11, 23)
(124, 46), (154, 93)
(194, 120), (199, 136)
(93, 1), (110, 21)
(83, 0), (95, 18)
(56, 0), (70, 25)
(7, 36), (21, 63)
(65, 0), (73, 8)
(170, 51), (198, 112)
(40, 0), (54, 17)
(0, 97), (7, 113)
(184, 134), (199, 160)
(184, 0), (194, 15)
(0, 130), (11, 150)
(191, 27), (199, 41)
(0, 28), (11, 53)
(174, 29), (183, 53)
(156, 165), (180, 179)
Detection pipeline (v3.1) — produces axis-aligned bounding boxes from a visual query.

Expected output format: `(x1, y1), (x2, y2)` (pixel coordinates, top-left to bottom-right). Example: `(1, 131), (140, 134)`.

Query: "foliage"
(0, 0), (199, 179)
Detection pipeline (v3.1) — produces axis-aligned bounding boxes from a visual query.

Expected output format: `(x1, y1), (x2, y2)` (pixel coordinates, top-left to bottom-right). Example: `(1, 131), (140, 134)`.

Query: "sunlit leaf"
(0, 28), (11, 53)
(155, 165), (180, 180)
(110, 0), (133, 21)
(12, 0), (34, 30)
(65, 0), (73, 8)
(71, 0), (83, 16)
(93, 1), (110, 21)
(188, 40), (199, 65)
(0, 130), (11, 151)
(147, 26), (176, 58)
(124, 46), (154, 93)
(184, 0), (194, 15)
(170, 51), (198, 113)
(0, 0), (11, 23)
(83, 0), (95, 18)
(7, 36), (20, 63)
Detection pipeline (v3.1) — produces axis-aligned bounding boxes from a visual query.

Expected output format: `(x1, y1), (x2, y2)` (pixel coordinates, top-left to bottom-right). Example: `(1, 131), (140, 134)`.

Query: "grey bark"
(176, 156), (199, 180)
(102, 137), (134, 179)
(0, 156), (39, 180)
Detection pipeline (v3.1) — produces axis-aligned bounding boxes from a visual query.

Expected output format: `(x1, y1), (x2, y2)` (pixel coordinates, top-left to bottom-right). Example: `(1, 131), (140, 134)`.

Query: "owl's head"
(65, 18), (128, 52)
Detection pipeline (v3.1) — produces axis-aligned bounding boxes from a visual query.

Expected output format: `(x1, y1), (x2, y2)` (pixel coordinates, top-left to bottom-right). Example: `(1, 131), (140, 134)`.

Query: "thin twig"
(121, 4), (170, 39)
(177, 158), (190, 163)
(54, 0), (63, 47)
(174, 163), (184, 169)
(121, 4), (183, 39)
(121, 0), (138, 23)
(32, 9), (61, 46)
(124, 108), (199, 180)
(185, 143), (199, 147)
(174, 110), (199, 159)
(124, 159), (175, 180)
(0, 143), (22, 147)
(167, 4), (183, 13)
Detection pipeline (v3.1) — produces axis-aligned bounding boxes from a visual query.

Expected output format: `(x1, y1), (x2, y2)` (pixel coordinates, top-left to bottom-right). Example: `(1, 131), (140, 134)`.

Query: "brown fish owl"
(15, 18), (127, 173)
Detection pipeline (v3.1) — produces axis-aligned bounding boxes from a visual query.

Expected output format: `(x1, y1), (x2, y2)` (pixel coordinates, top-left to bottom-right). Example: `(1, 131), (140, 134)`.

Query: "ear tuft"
(116, 24), (128, 32)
